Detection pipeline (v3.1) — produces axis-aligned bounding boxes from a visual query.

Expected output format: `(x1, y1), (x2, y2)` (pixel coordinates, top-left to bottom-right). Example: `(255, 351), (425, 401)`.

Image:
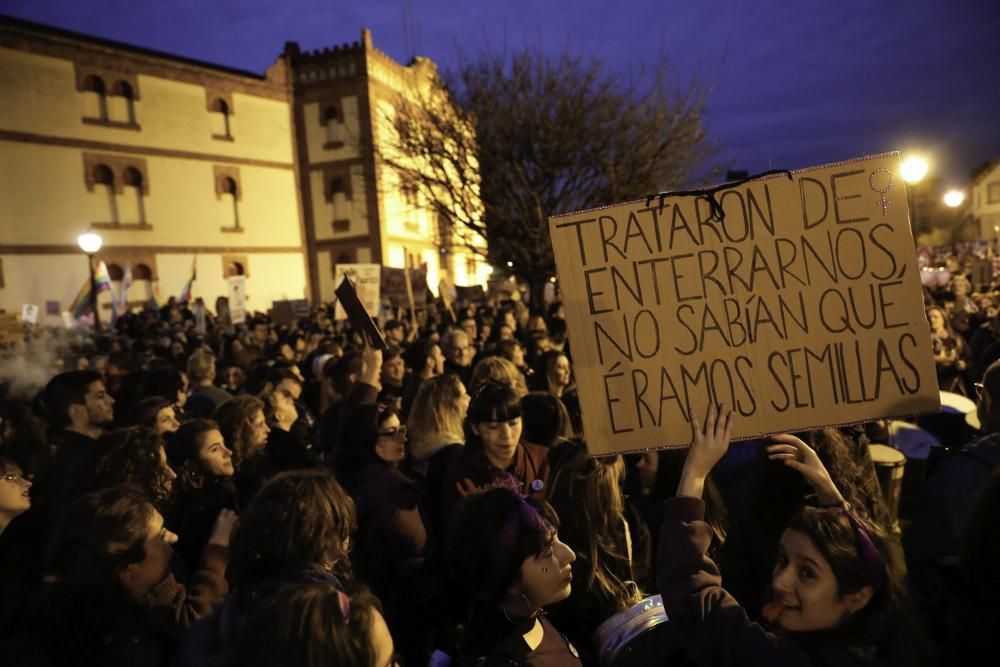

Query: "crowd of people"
(0, 266), (997, 666)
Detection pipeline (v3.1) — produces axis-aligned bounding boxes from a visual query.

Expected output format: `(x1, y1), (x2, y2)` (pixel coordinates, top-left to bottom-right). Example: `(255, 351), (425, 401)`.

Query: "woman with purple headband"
(447, 487), (582, 666)
(657, 405), (931, 667)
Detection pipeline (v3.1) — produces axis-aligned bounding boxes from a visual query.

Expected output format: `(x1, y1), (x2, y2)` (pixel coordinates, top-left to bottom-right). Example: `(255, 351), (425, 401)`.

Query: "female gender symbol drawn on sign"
(868, 168), (893, 216)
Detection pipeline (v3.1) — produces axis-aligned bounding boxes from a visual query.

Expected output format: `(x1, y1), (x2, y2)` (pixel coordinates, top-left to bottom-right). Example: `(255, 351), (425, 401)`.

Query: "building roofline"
(0, 13), (268, 81)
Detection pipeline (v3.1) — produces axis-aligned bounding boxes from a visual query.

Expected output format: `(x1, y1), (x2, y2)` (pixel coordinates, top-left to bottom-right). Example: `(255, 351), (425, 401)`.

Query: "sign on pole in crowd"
(549, 152), (940, 456)
(333, 264), (381, 320)
(228, 275), (247, 325)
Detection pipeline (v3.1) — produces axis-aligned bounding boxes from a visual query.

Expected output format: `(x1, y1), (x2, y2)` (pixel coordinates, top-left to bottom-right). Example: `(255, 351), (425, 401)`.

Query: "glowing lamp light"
(506, 260), (514, 268)
(943, 190), (965, 208)
(77, 232), (103, 254)
(900, 156), (928, 184)
(484, 265), (494, 276)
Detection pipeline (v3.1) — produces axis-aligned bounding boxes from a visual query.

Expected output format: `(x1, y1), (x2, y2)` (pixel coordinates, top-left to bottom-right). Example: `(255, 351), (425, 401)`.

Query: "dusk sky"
(4, 0), (998, 188)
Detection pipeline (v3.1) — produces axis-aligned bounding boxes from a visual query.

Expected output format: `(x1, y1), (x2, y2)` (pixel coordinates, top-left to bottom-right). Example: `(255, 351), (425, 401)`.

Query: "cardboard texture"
(335, 275), (388, 351)
(270, 299), (310, 326)
(333, 264), (381, 320)
(549, 153), (940, 456)
(0, 313), (22, 345)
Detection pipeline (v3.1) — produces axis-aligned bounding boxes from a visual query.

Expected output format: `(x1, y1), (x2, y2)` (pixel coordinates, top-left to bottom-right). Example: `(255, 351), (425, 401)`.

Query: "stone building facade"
(0, 16), (486, 320)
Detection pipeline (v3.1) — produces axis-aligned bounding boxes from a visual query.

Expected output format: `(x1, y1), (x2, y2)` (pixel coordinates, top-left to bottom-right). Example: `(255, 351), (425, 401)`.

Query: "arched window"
(121, 167), (146, 225)
(222, 176), (240, 229)
(106, 263), (124, 281)
(210, 98), (232, 139)
(328, 176), (350, 231)
(323, 105), (341, 146)
(82, 75), (108, 121)
(224, 261), (245, 278)
(93, 164), (118, 224)
(110, 81), (136, 124)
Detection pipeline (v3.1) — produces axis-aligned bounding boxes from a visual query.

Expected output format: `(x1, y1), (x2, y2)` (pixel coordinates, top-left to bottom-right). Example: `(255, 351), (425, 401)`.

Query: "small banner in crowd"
(270, 299), (310, 326)
(21, 304), (39, 324)
(333, 264), (381, 320)
(0, 313), (22, 345)
(549, 152), (940, 456)
(228, 276), (247, 325)
(455, 285), (487, 304)
(335, 275), (388, 350)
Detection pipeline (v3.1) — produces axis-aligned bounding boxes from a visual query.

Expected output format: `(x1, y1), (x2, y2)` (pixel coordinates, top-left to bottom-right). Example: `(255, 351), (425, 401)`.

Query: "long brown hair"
(547, 442), (642, 614)
(228, 469), (356, 606)
(213, 395), (265, 470)
(231, 581), (385, 667)
(407, 374), (467, 461)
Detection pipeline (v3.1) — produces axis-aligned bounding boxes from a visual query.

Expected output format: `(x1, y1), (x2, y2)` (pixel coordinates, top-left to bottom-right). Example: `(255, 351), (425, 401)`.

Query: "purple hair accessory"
(834, 507), (885, 591)
(479, 492), (548, 601)
(336, 590), (351, 621)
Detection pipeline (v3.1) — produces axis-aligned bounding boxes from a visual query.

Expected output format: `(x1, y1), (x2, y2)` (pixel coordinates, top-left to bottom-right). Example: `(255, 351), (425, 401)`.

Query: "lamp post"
(944, 189), (966, 241)
(77, 232), (103, 331)
(901, 156), (928, 234)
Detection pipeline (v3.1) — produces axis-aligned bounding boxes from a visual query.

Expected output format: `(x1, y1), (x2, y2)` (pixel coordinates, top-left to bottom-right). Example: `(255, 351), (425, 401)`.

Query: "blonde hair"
(469, 355), (527, 398)
(407, 374), (467, 461)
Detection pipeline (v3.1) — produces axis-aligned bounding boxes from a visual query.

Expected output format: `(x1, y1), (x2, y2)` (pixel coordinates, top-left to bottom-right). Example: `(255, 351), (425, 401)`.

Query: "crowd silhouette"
(1, 256), (999, 666)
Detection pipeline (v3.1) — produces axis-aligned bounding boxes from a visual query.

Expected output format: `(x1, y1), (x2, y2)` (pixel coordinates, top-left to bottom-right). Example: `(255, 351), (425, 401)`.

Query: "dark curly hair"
(213, 395), (265, 470)
(94, 427), (175, 504)
(228, 469), (356, 607)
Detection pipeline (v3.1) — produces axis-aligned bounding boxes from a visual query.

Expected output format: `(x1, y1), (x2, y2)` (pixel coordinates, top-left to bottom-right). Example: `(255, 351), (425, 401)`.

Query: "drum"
(594, 595), (672, 667)
(868, 444), (906, 532)
(889, 421), (938, 520)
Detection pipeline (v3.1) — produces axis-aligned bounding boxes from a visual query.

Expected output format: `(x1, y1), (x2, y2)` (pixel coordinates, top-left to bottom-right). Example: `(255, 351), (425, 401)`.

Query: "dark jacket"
(177, 567), (341, 667)
(657, 497), (883, 667)
(440, 442), (551, 526)
(168, 477), (239, 575)
(25, 543), (228, 667)
(458, 604), (583, 667)
(904, 432), (1000, 565)
(355, 462), (440, 666)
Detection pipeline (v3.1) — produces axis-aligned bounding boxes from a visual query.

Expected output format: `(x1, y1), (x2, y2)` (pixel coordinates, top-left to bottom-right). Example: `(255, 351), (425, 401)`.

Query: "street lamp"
(901, 156), (928, 233)
(77, 232), (103, 331)
(943, 190), (965, 208)
(900, 157), (928, 184)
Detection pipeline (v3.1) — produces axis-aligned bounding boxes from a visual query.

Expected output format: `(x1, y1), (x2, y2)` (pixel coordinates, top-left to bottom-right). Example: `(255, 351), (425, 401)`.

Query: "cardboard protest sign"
(455, 285), (487, 304)
(0, 313), (22, 345)
(270, 299), (310, 326)
(228, 276), (247, 325)
(333, 264), (380, 320)
(549, 153), (940, 456)
(381, 268), (409, 309)
(335, 275), (388, 350)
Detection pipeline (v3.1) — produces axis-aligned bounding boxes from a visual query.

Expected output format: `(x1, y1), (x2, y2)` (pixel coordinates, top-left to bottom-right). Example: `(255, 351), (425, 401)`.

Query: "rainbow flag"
(70, 261), (112, 318)
(151, 281), (162, 310)
(178, 256), (197, 304)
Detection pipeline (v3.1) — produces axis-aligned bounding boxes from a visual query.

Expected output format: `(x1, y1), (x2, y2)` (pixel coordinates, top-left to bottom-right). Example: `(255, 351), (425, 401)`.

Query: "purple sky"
(4, 0), (999, 187)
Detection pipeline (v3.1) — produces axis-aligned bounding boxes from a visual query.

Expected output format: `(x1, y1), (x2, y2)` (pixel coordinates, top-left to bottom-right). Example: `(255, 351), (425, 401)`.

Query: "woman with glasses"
(339, 403), (438, 667)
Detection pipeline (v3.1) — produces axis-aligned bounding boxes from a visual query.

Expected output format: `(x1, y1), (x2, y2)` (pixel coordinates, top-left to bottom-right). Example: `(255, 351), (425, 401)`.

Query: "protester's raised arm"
(677, 403), (733, 500)
(766, 434), (846, 508)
